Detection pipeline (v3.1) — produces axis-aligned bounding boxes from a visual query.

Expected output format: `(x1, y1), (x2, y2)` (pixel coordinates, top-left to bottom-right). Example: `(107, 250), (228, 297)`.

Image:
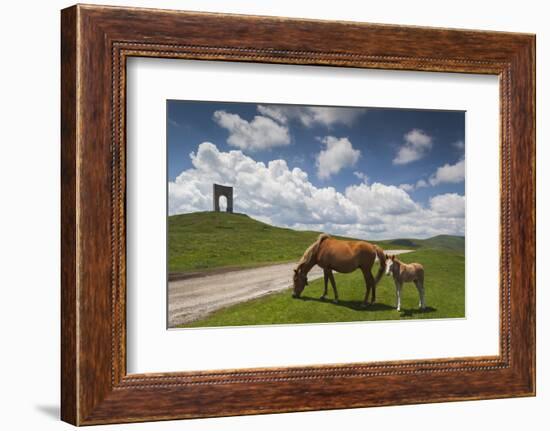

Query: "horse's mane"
(296, 233), (330, 271)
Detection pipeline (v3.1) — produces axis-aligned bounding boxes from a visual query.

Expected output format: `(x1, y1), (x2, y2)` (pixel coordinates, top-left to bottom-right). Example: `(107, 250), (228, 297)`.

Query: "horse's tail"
(373, 245), (386, 286)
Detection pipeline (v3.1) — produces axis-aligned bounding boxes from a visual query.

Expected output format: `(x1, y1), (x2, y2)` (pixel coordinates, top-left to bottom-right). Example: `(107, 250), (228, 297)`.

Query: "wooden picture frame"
(61, 4), (535, 425)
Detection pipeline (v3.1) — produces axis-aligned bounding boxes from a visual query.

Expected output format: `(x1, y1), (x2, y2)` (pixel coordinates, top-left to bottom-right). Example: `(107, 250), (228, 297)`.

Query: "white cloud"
(429, 158), (465, 186)
(258, 105), (366, 128)
(353, 171), (368, 183)
(169, 142), (359, 226)
(416, 179), (429, 189)
(429, 193), (465, 217)
(169, 142), (465, 239)
(345, 182), (419, 216)
(256, 105), (289, 124)
(398, 178), (429, 192)
(213, 110), (290, 151)
(393, 129), (433, 165)
(398, 158), (464, 192)
(398, 183), (414, 192)
(316, 136), (360, 179)
(453, 140), (465, 150)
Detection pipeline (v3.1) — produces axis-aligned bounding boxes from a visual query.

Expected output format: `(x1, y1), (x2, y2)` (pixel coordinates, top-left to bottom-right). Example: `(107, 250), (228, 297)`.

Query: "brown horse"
(292, 234), (386, 306)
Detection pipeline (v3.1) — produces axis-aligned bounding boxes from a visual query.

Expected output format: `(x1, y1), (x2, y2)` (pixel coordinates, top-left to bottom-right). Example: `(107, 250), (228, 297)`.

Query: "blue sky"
(167, 100), (465, 240)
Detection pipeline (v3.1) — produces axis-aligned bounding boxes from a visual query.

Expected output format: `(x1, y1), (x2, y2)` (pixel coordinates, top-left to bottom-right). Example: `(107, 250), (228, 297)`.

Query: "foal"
(385, 254), (426, 311)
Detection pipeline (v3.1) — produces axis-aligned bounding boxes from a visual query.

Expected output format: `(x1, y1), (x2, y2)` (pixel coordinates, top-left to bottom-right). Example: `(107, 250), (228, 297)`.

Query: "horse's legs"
(414, 280), (426, 310)
(361, 267), (375, 305)
(321, 269), (329, 300)
(395, 280), (402, 311)
(362, 269), (371, 306)
(368, 271), (376, 304)
(327, 270), (339, 303)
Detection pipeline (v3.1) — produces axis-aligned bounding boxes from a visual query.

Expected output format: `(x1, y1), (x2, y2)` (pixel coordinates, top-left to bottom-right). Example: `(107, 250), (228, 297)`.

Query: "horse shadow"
(398, 306), (437, 318)
(299, 296), (438, 316)
(299, 296), (395, 312)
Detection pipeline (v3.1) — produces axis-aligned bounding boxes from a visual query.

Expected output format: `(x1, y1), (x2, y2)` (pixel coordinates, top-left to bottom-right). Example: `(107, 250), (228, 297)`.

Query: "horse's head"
(292, 267), (308, 298)
(385, 254), (396, 276)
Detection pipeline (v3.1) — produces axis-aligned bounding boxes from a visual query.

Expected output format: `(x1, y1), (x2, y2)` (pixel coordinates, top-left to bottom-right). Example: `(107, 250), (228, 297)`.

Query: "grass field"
(182, 247), (465, 327)
(170, 212), (465, 327)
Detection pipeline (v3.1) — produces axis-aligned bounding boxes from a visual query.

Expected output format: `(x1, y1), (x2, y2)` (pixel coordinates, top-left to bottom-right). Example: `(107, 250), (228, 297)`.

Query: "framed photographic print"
(61, 4), (535, 425)
(165, 100), (466, 329)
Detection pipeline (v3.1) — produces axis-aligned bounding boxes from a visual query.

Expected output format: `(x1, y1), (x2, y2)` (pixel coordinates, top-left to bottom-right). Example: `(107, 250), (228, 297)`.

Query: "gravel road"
(168, 250), (413, 327)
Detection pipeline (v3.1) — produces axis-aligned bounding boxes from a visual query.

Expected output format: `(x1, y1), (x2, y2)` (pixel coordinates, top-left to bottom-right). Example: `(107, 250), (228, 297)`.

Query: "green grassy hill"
(387, 235), (465, 252)
(169, 212), (326, 273)
(422, 234), (465, 251)
(168, 211), (464, 273)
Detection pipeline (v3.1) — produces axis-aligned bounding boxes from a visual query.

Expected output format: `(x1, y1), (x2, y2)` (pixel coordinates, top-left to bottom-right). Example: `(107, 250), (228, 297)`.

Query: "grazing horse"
(385, 254), (426, 311)
(292, 234), (386, 306)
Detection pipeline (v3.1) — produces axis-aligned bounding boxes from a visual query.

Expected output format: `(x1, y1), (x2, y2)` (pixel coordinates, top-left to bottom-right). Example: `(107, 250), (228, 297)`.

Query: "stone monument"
(213, 184), (233, 213)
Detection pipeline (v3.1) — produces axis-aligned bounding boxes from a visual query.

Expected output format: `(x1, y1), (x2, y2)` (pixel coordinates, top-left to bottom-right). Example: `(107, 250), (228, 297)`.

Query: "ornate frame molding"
(61, 5), (535, 425)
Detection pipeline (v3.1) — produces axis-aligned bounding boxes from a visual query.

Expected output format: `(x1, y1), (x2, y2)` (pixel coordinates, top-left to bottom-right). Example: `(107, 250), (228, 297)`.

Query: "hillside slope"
(169, 212), (324, 273)
(169, 211), (464, 273)
(388, 235), (464, 252)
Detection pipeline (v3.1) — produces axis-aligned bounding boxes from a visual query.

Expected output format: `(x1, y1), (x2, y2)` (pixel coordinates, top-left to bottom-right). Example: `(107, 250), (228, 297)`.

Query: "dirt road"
(168, 250), (413, 327)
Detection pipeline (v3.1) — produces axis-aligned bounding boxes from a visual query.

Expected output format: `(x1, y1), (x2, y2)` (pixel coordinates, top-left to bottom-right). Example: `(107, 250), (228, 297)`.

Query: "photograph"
(167, 101), (466, 329)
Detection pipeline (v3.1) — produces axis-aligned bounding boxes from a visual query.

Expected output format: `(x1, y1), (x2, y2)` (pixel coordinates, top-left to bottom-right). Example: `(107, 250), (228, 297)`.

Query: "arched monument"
(213, 184), (233, 213)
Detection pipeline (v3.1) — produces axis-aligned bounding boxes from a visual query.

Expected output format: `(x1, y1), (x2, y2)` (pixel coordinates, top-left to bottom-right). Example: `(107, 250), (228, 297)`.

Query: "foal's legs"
(414, 280), (426, 310)
(327, 270), (339, 303)
(321, 269), (329, 300)
(395, 280), (403, 311)
(361, 267), (376, 306)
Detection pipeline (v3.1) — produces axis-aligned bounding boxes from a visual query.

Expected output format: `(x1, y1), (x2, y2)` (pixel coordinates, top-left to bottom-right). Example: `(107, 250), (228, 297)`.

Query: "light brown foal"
(384, 254), (426, 311)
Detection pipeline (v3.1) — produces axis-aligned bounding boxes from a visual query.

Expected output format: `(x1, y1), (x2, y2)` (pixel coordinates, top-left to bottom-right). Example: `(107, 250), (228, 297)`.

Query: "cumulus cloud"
(213, 110), (290, 151)
(429, 158), (465, 186)
(393, 129), (433, 165)
(257, 105), (366, 128)
(429, 193), (465, 217)
(416, 179), (429, 189)
(398, 183), (415, 192)
(256, 105), (289, 124)
(169, 142), (358, 226)
(398, 179), (429, 192)
(345, 182), (419, 216)
(169, 142), (465, 239)
(353, 171), (369, 183)
(316, 136), (360, 179)
(399, 158), (464, 192)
